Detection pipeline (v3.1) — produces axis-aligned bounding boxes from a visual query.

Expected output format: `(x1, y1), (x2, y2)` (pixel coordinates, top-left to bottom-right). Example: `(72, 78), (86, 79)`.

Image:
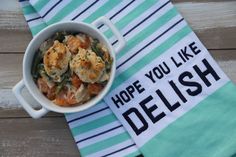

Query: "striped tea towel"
(20, 0), (142, 156)
(19, 0), (236, 157)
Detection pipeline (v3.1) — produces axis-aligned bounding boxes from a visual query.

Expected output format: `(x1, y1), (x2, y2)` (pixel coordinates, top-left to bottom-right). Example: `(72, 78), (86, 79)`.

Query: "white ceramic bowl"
(12, 16), (125, 119)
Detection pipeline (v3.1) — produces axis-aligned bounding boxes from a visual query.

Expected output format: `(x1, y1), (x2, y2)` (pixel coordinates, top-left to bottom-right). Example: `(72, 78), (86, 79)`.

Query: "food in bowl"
(31, 31), (113, 107)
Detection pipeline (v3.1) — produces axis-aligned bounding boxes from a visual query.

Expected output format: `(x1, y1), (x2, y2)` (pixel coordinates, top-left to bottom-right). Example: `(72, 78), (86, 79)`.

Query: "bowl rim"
(22, 21), (116, 113)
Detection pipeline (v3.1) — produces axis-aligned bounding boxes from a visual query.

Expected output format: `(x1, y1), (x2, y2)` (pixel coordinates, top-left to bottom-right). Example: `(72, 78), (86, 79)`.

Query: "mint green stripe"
(22, 5), (36, 15)
(104, 0), (157, 39)
(117, 7), (178, 59)
(125, 150), (141, 157)
(141, 81), (236, 157)
(65, 113), (71, 116)
(83, 0), (121, 23)
(112, 25), (192, 90)
(31, 23), (48, 36)
(80, 132), (130, 156)
(33, 0), (49, 12)
(47, 0), (85, 25)
(71, 114), (117, 136)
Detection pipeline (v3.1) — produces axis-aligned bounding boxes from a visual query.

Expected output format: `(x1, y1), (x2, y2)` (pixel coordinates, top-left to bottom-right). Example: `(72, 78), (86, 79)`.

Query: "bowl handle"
(12, 80), (49, 119)
(92, 16), (126, 54)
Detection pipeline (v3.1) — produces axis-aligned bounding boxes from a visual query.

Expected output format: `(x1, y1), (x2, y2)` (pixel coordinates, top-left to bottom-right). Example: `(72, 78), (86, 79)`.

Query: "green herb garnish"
(55, 68), (72, 95)
(91, 39), (103, 59)
(53, 31), (68, 42)
(31, 50), (43, 80)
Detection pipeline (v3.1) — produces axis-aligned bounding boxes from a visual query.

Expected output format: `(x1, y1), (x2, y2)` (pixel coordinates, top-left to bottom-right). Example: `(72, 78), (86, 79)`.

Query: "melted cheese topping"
(43, 40), (71, 82)
(70, 48), (105, 83)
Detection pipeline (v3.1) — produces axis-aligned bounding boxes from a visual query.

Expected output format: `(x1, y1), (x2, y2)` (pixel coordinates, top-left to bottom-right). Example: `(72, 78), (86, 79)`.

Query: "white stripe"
(43, 0), (73, 23)
(74, 121), (121, 142)
(62, 0), (96, 21)
(25, 13), (40, 20)
(102, 0), (135, 21)
(103, 0), (168, 34)
(28, 18), (46, 27)
(117, 14), (182, 67)
(86, 139), (135, 157)
(121, 7), (176, 41)
(37, 0), (59, 17)
(20, 1), (31, 7)
(109, 2), (173, 44)
(65, 101), (107, 121)
(73, 0), (109, 22)
(78, 127), (126, 148)
(99, 0), (145, 33)
(99, 0), (144, 33)
(29, 0), (38, 6)
(116, 19), (187, 77)
(69, 109), (113, 128)
(109, 0), (144, 24)
(106, 0), (171, 47)
(27, 17), (46, 28)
